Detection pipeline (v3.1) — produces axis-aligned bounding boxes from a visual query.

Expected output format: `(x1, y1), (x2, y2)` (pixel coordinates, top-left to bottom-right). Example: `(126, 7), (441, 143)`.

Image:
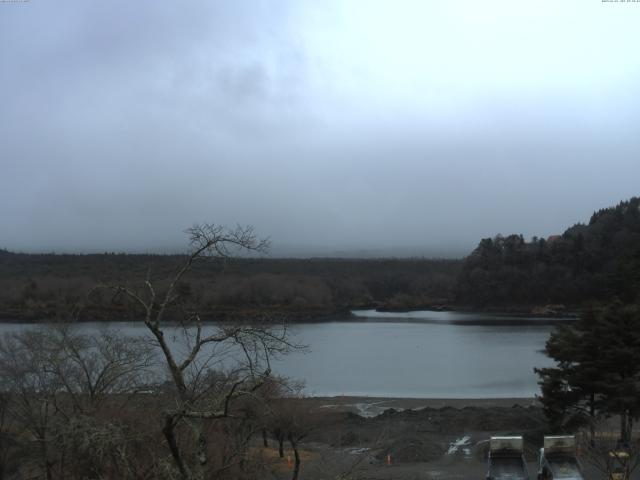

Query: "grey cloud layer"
(1, 1), (639, 256)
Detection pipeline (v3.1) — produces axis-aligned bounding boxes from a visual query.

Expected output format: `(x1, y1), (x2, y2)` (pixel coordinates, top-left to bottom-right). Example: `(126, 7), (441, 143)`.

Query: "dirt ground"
(264, 396), (638, 480)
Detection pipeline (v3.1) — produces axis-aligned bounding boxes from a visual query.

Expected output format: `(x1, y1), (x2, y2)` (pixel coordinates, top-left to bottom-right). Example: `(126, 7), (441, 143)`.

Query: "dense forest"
(0, 251), (460, 321)
(456, 197), (640, 308)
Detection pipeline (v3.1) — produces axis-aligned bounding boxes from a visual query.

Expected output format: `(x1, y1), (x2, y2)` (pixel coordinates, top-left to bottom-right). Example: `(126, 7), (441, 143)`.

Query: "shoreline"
(0, 304), (579, 324)
(304, 395), (539, 417)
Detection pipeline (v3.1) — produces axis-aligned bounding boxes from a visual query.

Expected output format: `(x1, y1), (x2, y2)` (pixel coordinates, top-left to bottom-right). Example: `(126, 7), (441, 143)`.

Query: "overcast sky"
(1, 1), (639, 257)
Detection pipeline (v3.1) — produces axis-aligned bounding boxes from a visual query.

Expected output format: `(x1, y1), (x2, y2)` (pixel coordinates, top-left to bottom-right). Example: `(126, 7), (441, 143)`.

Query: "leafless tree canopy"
(0, 224), (304, 480)
(0, 325), (156, 479)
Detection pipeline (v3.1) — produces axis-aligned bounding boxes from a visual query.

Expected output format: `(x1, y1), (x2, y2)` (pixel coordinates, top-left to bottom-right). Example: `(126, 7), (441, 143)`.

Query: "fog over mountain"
(1, 1), (639, 256)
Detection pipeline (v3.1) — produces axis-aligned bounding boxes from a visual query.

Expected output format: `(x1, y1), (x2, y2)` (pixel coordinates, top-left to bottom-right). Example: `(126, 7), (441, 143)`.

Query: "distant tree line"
(0, 252), (460, 322)
(456, 197), (640, 307)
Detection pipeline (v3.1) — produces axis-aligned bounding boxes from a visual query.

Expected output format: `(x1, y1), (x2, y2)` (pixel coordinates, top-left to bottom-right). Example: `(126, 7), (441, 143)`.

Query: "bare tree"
(0, 324), (156, 479)
(0, 328), (63, 479)
(45, 324), (155, 414)
(99, 224), (300, 480)
(265, 385), (315, 480)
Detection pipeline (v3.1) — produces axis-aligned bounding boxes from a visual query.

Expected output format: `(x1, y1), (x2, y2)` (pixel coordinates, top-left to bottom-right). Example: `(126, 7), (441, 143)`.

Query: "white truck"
(486, 436), (530, 480)
(537, 435), (584, 480)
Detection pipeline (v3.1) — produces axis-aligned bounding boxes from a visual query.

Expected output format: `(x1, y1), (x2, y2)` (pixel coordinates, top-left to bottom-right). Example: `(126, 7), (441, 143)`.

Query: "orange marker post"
(386, 454), (392, 466)
(287, 455), (293, 469)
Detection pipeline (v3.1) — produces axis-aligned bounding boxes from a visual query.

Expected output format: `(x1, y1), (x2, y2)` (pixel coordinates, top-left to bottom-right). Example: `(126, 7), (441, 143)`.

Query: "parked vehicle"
(607, 450), (630, 480)
(487, 436), (529, 480)
(537, 435), (584, 480)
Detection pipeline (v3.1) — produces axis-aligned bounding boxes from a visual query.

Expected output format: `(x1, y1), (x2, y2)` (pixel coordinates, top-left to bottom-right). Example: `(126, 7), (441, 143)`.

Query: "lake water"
(0, 310), (561, 398)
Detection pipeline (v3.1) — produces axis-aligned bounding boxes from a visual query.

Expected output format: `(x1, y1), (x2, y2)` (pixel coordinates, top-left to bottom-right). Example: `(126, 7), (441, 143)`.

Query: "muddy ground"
(263, 397), (636, 480)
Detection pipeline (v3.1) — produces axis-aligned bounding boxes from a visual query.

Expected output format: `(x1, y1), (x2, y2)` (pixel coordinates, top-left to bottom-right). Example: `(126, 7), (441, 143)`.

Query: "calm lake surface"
(0, 310), (562, 398)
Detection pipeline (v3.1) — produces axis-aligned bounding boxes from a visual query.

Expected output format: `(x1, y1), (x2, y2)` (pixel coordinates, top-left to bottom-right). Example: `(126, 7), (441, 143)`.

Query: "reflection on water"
(0, 310), (561, 398)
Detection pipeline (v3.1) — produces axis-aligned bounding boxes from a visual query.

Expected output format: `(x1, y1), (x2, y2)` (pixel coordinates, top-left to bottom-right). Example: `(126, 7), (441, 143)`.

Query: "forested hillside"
(456, 197), (640, 307)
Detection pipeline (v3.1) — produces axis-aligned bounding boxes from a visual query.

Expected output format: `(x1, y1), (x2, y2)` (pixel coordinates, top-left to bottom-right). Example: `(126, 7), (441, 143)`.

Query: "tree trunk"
(620, 410), (630, 446)
(193, 424), (207, 480)
(278, 436), (284, 458)
(589, 394), (596, 447)
(38, 432), (52, 480)
(262, 428), (268, 447)
(288, 434), (300, 480)
(162, 415), (191, 480)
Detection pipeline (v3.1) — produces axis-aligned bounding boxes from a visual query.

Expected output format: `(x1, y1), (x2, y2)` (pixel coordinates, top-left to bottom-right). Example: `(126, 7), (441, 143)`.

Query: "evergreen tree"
(536, 303), (640, 444)
(457, 196), (640, 306)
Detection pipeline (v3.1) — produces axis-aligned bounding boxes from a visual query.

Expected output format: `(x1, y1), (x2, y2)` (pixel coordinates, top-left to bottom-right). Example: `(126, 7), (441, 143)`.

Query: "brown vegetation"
(0, 249), (460, 322)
